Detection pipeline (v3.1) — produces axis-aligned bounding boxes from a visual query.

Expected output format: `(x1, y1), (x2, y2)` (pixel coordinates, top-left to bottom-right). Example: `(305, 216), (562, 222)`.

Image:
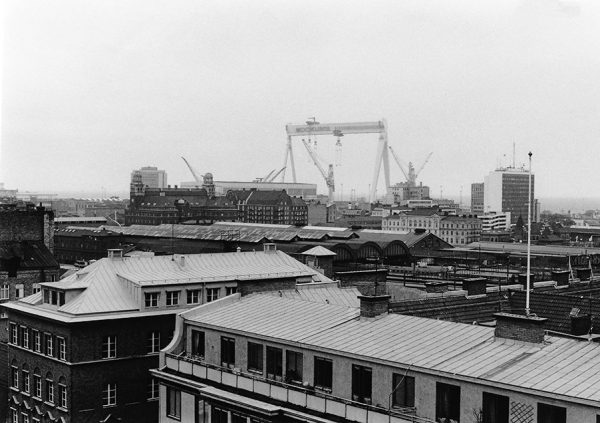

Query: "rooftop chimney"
(462, 277), (487, 297)
(552, 270), (570, 287)
(494, 312), (547, 343)
(358, 294), (391, 318)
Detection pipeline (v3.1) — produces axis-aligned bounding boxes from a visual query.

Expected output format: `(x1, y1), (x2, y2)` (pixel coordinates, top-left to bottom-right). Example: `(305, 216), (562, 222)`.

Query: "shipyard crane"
(283, 120), (389, 202)
(301, 139), (335, 201)
(266, 167), (286, 182)
(388, 147), (433, 187)
(262, 169), (276, 182)
(388, 146), (410, 182)
(181, 156), (204, 185)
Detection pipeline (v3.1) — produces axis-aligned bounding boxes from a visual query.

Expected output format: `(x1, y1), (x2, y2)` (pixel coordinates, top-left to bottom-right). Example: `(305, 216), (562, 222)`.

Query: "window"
(186, 289), (200, 304)
(145, 292), (159, 307)
(10, 409), (17, 423)
(21, 327), (29, 349)
(392, 373), (415, 408)
(148, 378), (159, 400)
(226, 286), (237, 296)
(22, 367), (30, 394)
(286, 351), (303, 383)
(58, 378), (67, 408)
(221, 337), (235, 368)
(206, 288), (220, 302)
(436, 382), (460, 423)
(247, 342), (263, 373)
(32, 283), (41, 294)
(191, 330), (205, 357)
(266, 346), (283, 380)
(167, 388), (181, 419)
(352, 365), (372, 404)
(57, 337), (66, 361)
(147, 331), (161, 353)
(103, 383), (116, 406)
(102, 335), (117, 358)
(15, 284), (24, 299)
(9, 323), (17, 344)
(166, 291), (180, 306)
(45, 373), (54, 403)
(33, 331), (41, 352)
(33, 370), (41, 398)
(45, 334), (54, 357)
(22, 414), (29, 423)
(11, 365), (19, 389)
(1, 284), (9, 299)
(483, 392), (509, 423)
(314, 357), (333, 391)
(537, 403), (566, 423)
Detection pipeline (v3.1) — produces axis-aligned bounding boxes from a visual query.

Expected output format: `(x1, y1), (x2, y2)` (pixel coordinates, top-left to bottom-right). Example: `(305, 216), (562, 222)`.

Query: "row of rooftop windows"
(9, 323), (66, 361)
(143, 286), (236, 308)
(186, 330), (574, 423)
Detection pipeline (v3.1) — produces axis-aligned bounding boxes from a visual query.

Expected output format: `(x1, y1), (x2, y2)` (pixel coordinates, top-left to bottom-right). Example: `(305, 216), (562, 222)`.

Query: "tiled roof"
(11, 250), (332, 317)
(0, 241), (59, 269)
(185, 293), (600, 404)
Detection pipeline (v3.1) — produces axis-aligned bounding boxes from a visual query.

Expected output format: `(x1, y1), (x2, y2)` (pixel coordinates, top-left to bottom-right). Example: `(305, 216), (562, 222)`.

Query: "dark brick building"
(3, 247), (331, 423)
(231, 189), (308, 226)
(54, 227), (124, 264)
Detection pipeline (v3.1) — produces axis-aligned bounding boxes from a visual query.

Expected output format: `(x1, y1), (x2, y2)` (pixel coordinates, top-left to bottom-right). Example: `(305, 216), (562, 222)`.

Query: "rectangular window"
(352, 365), (372, 404)
(11, 366), (18, 389)
(220, 336), (235, 368)
(59, 384), (67, 408)
(392, 373), (415, 408)
(32, 283), (41, 294)
(45, 378), (54, 403)
(266, 346), (283, 380)
(537, 403), (566, 423)
(22, 370), (30, 393)
(15, 284), (24, 299)
(0, 284), (9, 299)
(102, 335), (117, 358)
(43, 289), (49, 303)
(247, 342), (263, 373)
(191, 330), (205, 358)
(436, 382), (461, 423)
(10, 409), (17, 423)
(166, 291), (180, 306)
(147, 331), (161, 353)
(167, 388), (181, 419)
(148, 378), (159, 400)
(9, 323), (17, 344)
(22, 414), (29, 423)
(186, 289), (200, 304)
(45, 334), (54, 357)
(226, 286), (237, 296)
(21, 327), (29, 349)
(33, 331), (41, 352)
(144, 292), (159, 307)
(57, 337), (66, 361)
(206, 288), (220, 302)
(33, 375), (41, 398)
(483, 392), (509, 423)
(286, 351), (303, 383)
(314, 357), (333, 391)
(103, 383), (116, 406)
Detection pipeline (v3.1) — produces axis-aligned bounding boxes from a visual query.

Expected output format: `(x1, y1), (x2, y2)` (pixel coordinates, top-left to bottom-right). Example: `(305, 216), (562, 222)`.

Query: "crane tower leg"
(370, 133), (386, 203)
(382, 133), (391, 197)
(281, 136), (297, 183)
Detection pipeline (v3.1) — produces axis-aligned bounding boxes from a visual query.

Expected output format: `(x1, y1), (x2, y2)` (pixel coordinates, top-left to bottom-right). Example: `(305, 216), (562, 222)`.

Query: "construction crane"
(181, 156), (204, 185)
(388, 147), (433, 186)
(301, 139), (335, 202)
(262, 169), (276, 182)
(266, 167), (286, 182)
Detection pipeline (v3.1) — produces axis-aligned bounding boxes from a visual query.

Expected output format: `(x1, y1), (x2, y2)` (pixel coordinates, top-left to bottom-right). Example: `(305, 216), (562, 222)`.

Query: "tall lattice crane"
(388, 147), (433, 187)
(301, 139), (335, 201)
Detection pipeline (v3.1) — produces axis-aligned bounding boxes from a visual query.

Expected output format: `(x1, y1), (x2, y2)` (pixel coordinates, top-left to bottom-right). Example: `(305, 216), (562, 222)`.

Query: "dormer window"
(43, 288), (65, 306)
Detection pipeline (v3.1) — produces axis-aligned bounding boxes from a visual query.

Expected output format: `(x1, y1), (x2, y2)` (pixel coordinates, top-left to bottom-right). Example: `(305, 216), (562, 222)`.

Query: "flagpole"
(526, 152), (532, 316)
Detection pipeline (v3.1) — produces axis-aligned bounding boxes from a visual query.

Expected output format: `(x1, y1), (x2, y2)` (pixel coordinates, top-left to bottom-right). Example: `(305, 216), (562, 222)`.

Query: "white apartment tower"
(131, 166), (167, 189)
(484, 167), (534, 225)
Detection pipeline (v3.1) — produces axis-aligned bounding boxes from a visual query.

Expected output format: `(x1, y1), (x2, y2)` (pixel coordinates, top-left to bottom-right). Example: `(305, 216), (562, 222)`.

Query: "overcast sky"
(2, 0), (599, 203)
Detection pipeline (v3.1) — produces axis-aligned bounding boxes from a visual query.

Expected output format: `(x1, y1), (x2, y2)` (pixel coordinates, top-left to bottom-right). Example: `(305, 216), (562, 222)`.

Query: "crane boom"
(301, 139), (335, 201)
(262, 169), (275, 182)
(415, 152), (433, 179)
(388, 146), (409, 181)
(266, 167), (286, 182)
(181, 156), (203, 185)
(286, 121), (386, 136)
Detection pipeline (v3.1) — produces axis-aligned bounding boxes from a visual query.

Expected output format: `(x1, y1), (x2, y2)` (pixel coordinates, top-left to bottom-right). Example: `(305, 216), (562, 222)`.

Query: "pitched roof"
(300, 246), (336, 257)
(184, 293), (600, 405)
(0, 241), (59, 270)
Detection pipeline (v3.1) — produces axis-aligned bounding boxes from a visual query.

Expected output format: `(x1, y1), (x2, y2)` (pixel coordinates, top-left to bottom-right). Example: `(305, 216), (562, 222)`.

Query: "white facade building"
(479, 212), (511, 231)
(483, 167), (534, 224)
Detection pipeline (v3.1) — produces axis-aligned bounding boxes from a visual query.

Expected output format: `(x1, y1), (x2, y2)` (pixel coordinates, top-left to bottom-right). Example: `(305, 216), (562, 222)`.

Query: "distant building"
(390, 182), (430, 203)
(478, 211), (511, 232)
(231, 190), (308, 226)
(54, 227), (123, 264)
(484, 167), (535, 224)
(182, 180), (318, 198)
(3, 248), (332, 423)
(0, 183), (18, 203)
(307, 201), (337, 225)
(131, 166), (167, 189)
(471, 182), (484, 214)
(382, 208), (481, 245)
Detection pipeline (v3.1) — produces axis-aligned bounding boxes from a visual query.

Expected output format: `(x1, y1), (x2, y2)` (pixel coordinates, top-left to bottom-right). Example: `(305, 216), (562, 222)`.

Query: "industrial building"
(2, 248), (332, 423)
(154, 286), (600, 423)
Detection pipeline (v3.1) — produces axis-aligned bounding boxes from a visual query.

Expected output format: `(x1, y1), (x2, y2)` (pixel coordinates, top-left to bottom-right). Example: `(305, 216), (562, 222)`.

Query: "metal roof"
(186, 293), (600, 405)
(299, 246), (336, 257)
(260, 283), (360, 308)
(457, 242), (600, 257)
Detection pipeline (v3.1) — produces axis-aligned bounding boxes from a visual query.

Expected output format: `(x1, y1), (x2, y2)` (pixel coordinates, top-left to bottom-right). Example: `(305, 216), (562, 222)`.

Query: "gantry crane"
(301, 139), (335, 202)
(388, 147), (433, 187)
(283, 120), (389, 202)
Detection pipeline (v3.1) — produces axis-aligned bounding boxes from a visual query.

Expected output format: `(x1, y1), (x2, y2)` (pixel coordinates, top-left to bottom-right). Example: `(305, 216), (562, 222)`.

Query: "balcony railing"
(165, 352), (435, 423)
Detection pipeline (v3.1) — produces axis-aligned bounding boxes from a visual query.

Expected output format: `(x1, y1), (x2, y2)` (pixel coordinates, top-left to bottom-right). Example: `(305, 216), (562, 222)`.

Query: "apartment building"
(154, 291), (600, 423)
(3, 248), (332, 423)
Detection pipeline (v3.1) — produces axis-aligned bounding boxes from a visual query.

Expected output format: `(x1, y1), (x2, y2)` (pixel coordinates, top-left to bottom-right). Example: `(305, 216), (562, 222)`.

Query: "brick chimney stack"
(494, 312), (547, 343)
(358, 295), (391, 318)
